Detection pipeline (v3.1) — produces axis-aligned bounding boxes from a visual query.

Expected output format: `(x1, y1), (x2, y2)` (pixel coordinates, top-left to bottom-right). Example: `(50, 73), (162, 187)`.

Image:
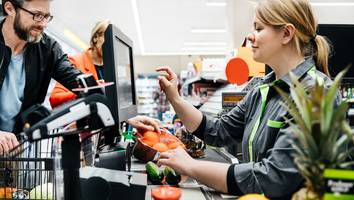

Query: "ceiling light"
(181, 47), (227, 51)
(183, 42), (227, 46)
(311, 2), (354, 6)
(206, 2), (227, 6)
(131, 0), (145, 54)
(144, 52), (226, 56)
(190, 29), (226, 33)
(63, 29), (88, 50)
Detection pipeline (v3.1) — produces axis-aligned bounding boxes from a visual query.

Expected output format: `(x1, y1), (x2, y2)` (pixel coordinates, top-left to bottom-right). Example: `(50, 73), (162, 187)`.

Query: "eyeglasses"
(15, 4), (53, 23)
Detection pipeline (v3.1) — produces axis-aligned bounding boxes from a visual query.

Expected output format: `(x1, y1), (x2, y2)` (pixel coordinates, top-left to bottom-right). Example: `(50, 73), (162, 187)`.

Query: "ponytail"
(255, 0), (333, 77)
(313, 35), (331, 77)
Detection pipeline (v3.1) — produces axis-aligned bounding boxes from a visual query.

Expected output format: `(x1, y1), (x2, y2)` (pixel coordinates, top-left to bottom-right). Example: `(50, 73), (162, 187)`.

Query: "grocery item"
(144, 131), (160, 146)
(141, 138), (156, 147)
(133, 129), (184, 162)
(29, 183), (53, 200)
(163, 167), (181, 185)
(166, 142), (180, 150)
(12, 189), (29, 199)
(0, 187), (17, 198)
(176, 129), (205, 158)
(146, 161), (164, 184)
(152, 143), (169, 152)
(151, 186), (181, 200)
(238, 194), (269, 200)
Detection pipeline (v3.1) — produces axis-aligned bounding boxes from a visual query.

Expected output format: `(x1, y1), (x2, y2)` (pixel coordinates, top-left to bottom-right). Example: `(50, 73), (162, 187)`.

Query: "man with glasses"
(0, 0), (82, 153)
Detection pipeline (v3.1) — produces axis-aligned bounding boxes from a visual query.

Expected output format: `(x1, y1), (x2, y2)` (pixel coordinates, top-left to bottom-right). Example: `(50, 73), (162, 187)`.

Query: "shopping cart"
(0, 138), (60, 199)
(0, 91), (116, 199)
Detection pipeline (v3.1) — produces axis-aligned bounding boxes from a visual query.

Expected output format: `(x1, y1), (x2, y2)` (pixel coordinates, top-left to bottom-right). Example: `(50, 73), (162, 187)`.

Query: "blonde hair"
(256, 0), (331, 76)
(90, 19), (110, 48)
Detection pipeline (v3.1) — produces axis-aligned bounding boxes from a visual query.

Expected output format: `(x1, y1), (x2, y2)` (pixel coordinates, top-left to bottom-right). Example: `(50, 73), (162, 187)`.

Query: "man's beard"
(14, 12), (43, 43)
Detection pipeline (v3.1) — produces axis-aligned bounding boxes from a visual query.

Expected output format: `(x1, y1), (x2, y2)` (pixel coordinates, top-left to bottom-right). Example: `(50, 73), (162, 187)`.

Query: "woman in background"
(48, 19), (161, 165)
(49, 19), (109, 107)
(49, 19), (110, 165)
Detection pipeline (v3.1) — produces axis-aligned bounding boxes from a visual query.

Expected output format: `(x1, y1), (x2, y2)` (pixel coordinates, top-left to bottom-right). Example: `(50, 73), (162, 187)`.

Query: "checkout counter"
(11, 74), (240, 200)
(79, 147), (238, 200)
(133, 147), (240, 200)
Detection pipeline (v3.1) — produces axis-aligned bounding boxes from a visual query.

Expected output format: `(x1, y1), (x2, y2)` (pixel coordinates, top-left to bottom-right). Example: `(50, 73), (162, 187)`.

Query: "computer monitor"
(102, 24), (137, 129)
(318, 24), (354, 83)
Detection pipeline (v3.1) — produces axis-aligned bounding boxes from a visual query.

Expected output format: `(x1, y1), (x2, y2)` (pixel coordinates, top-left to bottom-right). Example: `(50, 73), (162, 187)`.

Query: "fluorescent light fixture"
(206, 2), (227, 6)
(181, 47), (227, 51)
(144, 52), (226, 56)
(63, 29), (88, 50)
(131, 0), (145, 54)
(311, 2), (354, 6)
(191, 29), (226, 33)
(183, 42), (227, 46)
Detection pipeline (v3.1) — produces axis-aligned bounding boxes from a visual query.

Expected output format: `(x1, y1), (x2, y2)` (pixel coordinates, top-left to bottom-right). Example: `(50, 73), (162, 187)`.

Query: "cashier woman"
(130, 0), (337, 199)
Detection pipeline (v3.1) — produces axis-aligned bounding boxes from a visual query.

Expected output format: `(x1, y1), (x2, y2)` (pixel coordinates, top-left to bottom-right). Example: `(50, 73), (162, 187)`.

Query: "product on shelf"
(136, 74), (170, 119)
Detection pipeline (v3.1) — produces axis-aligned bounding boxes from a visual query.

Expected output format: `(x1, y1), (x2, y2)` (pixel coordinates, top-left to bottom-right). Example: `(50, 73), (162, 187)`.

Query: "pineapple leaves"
(276, 67), (353, 195)
(339, 161), (354, 169)
(322, 68), (347, 137)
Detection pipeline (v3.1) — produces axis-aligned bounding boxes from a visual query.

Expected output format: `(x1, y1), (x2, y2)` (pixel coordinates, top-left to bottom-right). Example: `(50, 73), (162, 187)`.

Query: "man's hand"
(127, 115), (161, 133)
(0, 131), (19, 154)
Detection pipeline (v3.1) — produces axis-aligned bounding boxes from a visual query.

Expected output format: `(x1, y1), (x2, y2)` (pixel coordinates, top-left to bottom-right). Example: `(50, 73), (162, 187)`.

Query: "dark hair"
(2, 0), (52, 16)
(2, 0), (24, 16)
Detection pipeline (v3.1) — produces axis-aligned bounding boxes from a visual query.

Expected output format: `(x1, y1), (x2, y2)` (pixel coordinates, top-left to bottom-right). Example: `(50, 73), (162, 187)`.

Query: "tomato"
(144, 131), (160, 146)
(152, 143), (169, 152)
(141, 138), (155, 147)
(167, 142), (180, 150)
(151, 186), (181, 200)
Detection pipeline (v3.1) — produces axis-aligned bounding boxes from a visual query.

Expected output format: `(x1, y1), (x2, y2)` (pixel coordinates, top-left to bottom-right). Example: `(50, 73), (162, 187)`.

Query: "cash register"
(23, 23), (146, 200)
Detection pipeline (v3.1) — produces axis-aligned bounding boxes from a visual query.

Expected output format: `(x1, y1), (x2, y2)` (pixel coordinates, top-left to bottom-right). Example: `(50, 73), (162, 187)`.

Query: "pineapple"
(275, 69), (354, 200)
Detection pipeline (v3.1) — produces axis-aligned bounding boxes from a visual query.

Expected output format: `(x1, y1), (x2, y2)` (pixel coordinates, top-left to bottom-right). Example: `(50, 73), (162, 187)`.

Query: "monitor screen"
(115, 38), (133, 108)
(318, 24), (354, 81)
(102, 24), (137, 128)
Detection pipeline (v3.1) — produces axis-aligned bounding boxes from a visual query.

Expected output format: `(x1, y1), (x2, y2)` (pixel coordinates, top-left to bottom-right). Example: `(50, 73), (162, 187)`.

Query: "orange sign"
(237, 47), (265, 77)
(225, 58), (249, 85)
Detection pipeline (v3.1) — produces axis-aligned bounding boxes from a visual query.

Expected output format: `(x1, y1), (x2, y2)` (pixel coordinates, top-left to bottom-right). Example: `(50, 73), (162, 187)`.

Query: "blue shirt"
(0, 53), (26, 132)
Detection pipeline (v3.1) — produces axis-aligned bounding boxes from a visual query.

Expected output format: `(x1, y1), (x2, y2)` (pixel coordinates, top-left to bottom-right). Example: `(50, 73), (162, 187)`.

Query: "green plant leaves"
(276, 68), (354, 195)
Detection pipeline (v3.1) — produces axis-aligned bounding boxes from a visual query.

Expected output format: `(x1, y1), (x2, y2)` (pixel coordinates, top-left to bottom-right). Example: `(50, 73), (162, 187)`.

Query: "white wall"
(134, 55), (224, 74)
(134, 55), (184, 74)
(313, 5), (354, 24)
(228, 0), (256, 48)
(227, 0), (354, 50)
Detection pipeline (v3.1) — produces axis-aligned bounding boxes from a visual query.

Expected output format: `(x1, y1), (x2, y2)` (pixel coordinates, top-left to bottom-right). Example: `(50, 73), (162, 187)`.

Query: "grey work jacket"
(193, 58), (338, 199)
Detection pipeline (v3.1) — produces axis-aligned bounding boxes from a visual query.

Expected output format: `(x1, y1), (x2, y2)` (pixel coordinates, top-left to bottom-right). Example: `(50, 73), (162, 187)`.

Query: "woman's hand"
(127, 115), (161, 133)
(159, 147), (229, 193)
(156, 66), (180, 102)
(0, 131), (19, 154)
(158, 147), (196, 176)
